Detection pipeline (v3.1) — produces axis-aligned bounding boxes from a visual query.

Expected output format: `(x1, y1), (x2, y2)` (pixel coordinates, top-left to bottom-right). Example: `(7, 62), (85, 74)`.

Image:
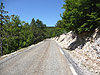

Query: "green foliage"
(1, 15), (48, 55)
(55, 20), (66, 36)
(62, 0), (100, 34)
(0, 2), (8, 55)
(45, 27), (56, 38)
(0, 2), (49, 55)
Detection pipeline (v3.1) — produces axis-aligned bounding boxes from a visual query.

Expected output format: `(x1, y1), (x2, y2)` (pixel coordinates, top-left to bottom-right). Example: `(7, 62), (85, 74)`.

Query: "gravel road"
(0, 40), (73, 75)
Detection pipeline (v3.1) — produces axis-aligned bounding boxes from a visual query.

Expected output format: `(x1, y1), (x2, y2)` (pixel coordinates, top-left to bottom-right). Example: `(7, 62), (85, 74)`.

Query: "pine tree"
(0, 3), (8, 56)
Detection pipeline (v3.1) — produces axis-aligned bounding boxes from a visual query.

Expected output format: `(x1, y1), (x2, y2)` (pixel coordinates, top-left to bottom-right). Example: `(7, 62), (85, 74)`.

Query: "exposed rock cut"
(53, 28), (100, 75)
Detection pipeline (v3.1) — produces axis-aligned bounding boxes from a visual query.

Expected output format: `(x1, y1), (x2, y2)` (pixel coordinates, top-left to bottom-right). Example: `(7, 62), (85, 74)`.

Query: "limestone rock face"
(54, 28), (100, 75)
(55, 31), (77, 49)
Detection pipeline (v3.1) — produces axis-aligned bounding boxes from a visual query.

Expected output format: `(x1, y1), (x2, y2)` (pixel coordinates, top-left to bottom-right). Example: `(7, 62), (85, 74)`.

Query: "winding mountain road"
(0, 40), (73, 75)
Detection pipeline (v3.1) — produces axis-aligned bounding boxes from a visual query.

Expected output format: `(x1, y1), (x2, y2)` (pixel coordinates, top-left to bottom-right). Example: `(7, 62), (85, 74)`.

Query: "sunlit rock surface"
(53, 28), (100, 75)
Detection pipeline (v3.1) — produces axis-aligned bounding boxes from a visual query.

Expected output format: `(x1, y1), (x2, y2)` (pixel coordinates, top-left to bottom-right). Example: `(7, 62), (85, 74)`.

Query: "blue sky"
(0, 0), (65, 26)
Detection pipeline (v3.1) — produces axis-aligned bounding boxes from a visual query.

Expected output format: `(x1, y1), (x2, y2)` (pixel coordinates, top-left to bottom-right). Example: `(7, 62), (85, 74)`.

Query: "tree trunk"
(0, 23), (3, 56)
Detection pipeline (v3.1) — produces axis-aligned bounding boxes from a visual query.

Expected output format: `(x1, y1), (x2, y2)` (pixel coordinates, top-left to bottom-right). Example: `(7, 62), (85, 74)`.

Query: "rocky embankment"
(53, 28), (100, 75)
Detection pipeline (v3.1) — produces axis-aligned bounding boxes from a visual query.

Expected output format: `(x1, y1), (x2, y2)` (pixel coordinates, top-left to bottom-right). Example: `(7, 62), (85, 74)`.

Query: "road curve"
(0, 40), (72, 75)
